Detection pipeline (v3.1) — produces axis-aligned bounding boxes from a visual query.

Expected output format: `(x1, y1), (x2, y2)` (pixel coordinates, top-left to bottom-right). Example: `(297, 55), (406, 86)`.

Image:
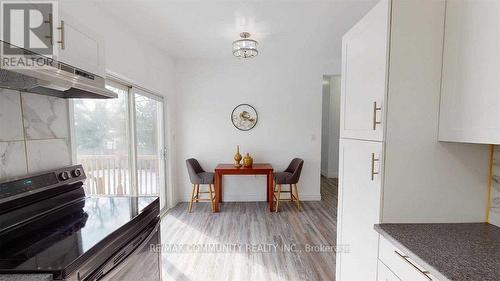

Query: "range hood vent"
(0, 41), (116, 99)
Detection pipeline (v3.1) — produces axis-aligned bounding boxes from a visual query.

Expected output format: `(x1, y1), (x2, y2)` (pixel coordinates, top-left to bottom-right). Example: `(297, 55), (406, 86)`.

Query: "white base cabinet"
(378, 260), (401, 281)
(378, 236), (439, 281)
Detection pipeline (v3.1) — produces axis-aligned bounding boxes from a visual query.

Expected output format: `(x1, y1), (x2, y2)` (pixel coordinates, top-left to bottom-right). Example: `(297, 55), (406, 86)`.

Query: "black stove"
(0, 165), (161, 281)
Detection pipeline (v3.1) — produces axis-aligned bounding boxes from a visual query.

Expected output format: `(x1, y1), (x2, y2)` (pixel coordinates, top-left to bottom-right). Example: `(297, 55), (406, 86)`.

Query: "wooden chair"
(273, 158), (304, 212)
(186, 158), (216, 212)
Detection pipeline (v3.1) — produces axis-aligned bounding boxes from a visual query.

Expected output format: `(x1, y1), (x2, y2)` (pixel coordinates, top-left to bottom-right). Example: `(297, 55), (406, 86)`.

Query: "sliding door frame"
(69, 74), (171, 212)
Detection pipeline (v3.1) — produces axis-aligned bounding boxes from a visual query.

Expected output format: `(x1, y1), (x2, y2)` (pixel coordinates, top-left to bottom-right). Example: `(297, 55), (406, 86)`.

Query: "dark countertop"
(374, 223), (500, 281)
(0, 195), (158, 278)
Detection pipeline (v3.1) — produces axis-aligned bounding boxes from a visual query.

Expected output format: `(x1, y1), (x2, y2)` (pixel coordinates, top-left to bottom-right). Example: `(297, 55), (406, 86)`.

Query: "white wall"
(60, 1), (175, 95)
(59, 1), (178, 208)
(321, 75), (341, 179)
(174, 57), (335, 203)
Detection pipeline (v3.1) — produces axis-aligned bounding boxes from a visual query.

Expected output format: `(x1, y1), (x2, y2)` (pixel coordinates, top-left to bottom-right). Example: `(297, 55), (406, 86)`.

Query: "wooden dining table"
(214, 163), (274, 212)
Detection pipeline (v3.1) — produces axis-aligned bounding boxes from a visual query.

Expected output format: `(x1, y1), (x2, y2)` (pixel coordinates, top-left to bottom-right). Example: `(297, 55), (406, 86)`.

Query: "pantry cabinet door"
(340, 0), (390, 142)
(336, 139), (383, 281)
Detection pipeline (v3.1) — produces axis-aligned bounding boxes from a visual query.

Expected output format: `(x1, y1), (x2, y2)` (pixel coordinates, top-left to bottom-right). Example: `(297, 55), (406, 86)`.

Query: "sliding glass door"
(73, 81), (167, 204)
(134, 89), (166, 196)
(74, 81), (131, 195)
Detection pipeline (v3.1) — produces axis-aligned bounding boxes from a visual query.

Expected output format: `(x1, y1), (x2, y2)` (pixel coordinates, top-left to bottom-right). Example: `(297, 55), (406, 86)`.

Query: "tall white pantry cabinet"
(336, 1), (489, 280)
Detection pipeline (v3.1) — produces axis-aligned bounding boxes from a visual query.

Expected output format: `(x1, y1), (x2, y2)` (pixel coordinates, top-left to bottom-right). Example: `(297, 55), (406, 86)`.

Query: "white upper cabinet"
(2, 0), (106, 78)
(340, 0), (390, 142)
(438, 0), (500, 144)
(53, 10), (106, 78)
(1, 4), (105, 77)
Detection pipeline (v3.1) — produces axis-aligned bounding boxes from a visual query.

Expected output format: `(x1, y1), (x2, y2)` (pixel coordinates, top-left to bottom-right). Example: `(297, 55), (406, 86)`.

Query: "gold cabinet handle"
(394, 251), (432, 280)
(44, 13), (53, 46)
(373, 101), (382, 130)
(371, 153), (380, 181)
(57, 20), (65, 50)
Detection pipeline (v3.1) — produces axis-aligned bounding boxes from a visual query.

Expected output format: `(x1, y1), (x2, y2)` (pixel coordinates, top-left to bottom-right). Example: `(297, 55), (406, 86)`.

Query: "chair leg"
(275, 184), (282, 212)
(290, 184), (294, 202)
(273, 181), (277, 209)
(209, 184), (215, 212)
(294, 184), (302, 211)
(188, 184), (196, 213)
(195, 184), (200, 202)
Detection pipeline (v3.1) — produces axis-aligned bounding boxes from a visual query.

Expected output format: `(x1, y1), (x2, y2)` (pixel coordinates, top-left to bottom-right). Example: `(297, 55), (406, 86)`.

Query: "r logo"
(1, 2), (54, 55)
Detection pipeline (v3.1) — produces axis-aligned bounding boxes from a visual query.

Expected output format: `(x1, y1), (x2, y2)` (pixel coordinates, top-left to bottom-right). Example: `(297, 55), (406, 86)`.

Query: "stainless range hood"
(0, 41), (116, 99)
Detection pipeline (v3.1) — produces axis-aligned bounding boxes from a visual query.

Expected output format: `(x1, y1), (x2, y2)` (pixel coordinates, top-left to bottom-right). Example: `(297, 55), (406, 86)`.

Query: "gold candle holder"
(234, 145), (242, 168)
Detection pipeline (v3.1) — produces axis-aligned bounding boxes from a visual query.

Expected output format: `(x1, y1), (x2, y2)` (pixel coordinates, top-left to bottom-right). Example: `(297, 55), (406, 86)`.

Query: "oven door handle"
(83, 219), (160, 281)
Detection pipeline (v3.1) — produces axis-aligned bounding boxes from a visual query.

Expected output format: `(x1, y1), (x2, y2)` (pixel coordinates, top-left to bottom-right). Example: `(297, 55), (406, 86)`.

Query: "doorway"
(72, 80), (169, 212)
(320, 75), (341, 202)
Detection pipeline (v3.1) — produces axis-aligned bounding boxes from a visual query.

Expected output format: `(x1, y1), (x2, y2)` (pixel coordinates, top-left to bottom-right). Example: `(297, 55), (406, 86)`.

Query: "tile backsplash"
(0, 89), (72, 181)
(490, 145), (500, 227)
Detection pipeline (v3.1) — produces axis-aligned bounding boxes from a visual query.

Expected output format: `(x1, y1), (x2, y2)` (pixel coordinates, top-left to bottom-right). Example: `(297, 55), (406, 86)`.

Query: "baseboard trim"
(321, 171), (338, 179)
(299, 194), (322, 201)
(327, 172), (338, 178)
(180, 193), (321, 202)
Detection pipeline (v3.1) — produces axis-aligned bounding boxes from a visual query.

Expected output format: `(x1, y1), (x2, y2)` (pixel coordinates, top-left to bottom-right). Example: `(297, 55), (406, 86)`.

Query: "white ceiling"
(91, 0), (378, 60)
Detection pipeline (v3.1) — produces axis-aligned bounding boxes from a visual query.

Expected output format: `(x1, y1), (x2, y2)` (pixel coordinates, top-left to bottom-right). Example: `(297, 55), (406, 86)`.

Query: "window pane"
(74, 83), (130, 195)
(135, 93), (162, 196)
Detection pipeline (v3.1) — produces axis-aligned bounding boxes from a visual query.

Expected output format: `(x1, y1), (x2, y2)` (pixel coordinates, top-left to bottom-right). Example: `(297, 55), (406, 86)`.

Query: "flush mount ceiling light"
(233, 32), (258, 58)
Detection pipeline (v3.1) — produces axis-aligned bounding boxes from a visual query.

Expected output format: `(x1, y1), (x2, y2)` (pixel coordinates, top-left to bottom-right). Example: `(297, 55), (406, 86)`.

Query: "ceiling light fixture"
(233, 32), (258, 58)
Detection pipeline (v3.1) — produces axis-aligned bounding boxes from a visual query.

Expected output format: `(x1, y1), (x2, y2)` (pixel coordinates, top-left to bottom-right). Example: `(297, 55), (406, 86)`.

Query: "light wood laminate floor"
(160, 177), (338, 281)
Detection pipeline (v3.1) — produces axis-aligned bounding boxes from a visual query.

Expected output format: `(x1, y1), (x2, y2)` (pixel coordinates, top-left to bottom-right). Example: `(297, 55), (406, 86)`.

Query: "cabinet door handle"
(57, 20), (65, 50)
(371, 153), (380, 181)
(394, 250), (432, 280)
(372, 101), (382, 130)
(44, 13), (53, 45)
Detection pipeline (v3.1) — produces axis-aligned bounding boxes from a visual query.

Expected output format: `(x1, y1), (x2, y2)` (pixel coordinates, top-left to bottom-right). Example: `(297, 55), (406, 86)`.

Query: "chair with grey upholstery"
(273, 158), (304, 212)
(186, 158), (216, 212)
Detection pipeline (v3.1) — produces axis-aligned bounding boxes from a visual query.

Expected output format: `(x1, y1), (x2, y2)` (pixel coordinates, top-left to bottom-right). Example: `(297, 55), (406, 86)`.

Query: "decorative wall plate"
(231, 104), (258, 131)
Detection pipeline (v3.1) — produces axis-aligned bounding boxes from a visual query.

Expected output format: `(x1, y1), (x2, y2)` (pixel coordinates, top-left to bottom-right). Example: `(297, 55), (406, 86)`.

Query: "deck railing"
(79, 155), (159, 196)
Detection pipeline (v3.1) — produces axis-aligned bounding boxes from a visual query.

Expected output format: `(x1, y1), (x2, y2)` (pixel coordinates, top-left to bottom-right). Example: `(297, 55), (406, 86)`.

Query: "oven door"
(86, 218), (161, 281)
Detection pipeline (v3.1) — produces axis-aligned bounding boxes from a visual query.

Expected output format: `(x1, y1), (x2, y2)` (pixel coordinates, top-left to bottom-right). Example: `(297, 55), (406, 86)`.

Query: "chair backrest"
(285, 158), (304, 183)
(186, 158), (204, 184)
